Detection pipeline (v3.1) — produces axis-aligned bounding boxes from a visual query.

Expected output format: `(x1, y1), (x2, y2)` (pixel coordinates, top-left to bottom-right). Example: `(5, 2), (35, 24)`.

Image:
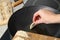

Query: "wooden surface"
(12, 0), (23, 7)
(12, 30), (60, 40)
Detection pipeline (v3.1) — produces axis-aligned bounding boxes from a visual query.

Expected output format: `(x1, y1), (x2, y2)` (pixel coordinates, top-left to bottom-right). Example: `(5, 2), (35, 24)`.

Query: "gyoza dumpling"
(16, 30), (29, 38)
(13, 37), (24, 40)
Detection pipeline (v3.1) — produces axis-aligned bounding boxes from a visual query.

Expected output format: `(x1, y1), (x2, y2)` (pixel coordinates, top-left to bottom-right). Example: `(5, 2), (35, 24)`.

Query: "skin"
(33, 9), (60, 25)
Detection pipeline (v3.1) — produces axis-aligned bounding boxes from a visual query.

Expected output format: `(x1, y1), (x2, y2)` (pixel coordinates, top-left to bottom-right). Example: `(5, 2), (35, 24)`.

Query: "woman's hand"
(33, 9), (57, 25)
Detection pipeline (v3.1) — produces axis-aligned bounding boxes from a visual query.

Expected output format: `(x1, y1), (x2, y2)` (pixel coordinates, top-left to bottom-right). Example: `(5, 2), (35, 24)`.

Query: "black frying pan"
(8, 6), (60, 38)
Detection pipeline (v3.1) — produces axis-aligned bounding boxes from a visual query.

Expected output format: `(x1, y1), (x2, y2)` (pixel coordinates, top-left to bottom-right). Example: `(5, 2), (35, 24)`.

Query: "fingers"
(33, 11), (42, 25)
(33, 9), (45, 25)
(33, 11), (39, 22)
(34, 18), (42, 25)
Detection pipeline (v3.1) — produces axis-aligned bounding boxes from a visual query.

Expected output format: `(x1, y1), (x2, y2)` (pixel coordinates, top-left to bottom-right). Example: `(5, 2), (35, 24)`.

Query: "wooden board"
(12, 30), (60, 40)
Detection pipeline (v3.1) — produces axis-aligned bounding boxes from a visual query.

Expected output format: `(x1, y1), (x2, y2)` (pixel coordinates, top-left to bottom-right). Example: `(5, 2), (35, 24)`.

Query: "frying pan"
(8, 6), (60, 38)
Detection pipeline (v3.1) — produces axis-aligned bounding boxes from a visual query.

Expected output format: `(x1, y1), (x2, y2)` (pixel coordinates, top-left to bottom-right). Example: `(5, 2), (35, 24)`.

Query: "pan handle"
(12, 0), (23, 7)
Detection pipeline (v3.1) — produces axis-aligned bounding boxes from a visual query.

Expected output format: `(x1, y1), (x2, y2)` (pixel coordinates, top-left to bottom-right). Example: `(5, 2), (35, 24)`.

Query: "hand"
(33, 9), (57, 25)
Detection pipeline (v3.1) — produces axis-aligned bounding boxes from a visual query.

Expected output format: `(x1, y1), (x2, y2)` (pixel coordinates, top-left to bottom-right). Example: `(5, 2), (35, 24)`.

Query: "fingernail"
(30, 23), (36, 30)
